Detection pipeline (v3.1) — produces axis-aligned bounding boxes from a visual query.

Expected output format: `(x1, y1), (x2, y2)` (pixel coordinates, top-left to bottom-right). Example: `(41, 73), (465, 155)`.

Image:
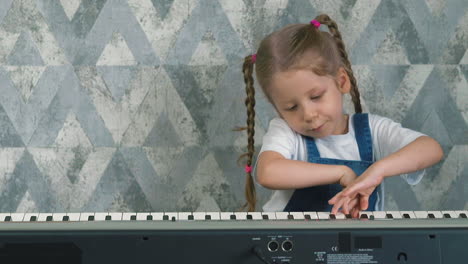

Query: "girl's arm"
(329, 136), (443, 214)
(257, 151), (357, 190)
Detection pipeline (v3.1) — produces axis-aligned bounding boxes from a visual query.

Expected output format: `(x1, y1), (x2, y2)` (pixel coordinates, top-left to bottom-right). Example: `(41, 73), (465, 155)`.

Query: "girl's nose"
(303, 106), (317, 122)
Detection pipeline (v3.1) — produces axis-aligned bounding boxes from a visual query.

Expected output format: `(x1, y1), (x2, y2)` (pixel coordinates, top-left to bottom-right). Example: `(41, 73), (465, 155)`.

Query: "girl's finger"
(359, 195), (369, 211)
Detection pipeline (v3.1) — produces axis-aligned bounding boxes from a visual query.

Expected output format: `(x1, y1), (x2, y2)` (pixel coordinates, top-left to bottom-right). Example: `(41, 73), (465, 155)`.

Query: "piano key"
(414, 211), (429, 219)
(66, 213), (81, 222)
(38, 213), (54, 222)
(275, 212), (289, 220)
(303, 212), (318, 220)
(178, 212), (192, 221)
(385, 211), (402, 219)
(51, 213), (67, 222)
(10, 213), (25, 222)
(79, 212), (95, 221)
(359, 211), (373, 219)
(164, 212), (178, 221)
(454, 211), (468, 219)
(122, 213), (137, 221)
(289, 212), (305, 220)
(94, 213), (109, 221)
(427, 211), (443, 219)
(0, 213), (11, 222)
(192, 212), (206, 220)
(317, 212), (330, 220)
(205, 212), (220, 220)
(220, 212), (234, 220)
(400, 211), (416, 219)
(372, 211), (387, 220)
(261, 212), (276, 220)
(234, 212), (248, 220)
(23, 213), (39, 222)
(334, 212), (347, 220)
(149, 213), (164, 221)
(247, 212), (263, 220)
(108, 213), (122, 221)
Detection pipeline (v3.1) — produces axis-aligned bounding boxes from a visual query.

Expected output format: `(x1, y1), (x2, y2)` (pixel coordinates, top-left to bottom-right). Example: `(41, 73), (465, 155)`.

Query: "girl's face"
(269, 68), (351, 138)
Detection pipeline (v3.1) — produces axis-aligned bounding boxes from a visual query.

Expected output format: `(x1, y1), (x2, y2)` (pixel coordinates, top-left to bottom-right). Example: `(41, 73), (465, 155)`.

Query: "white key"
(10, 213), (25, 222)
(0, 213), (11, 222)
(247, 212), (263, 220)
(164, 212), (178, 221)
(67, 213), (81, 221)
(303, 212), (318, 220)
(334, 212), (347, 220)
(205, 212), (220, 220)
(261, 212), (276, 220)
(317, 212), (330, 220)
(108, 212), (122, 221)
(23, 213), (40, 222)
(373, 211), (387, 220)
(178, 212), (192, 220)
(454, 210), (468, 218)
(79, 212), (95, 221)
(150, 212), (164, 220)
(52, 213), (67, 221)
(38, 213), (54, 222)
(275, 212), (289, 220)
(192, 212), (206, 220)
(359, 211), (373, 219)
(220, 212), (235, 220)
(134, 212), (149, 221)
(427, 211), (443, 219)
(400, 211), (416, 219)
(123, 213), (137, 220)
(385, 211), (402, 219)
(234, 212), (247, 220)
(289, 212), (305, 220)
(414, 211), (429, 219)
(94, 212), (108, 221)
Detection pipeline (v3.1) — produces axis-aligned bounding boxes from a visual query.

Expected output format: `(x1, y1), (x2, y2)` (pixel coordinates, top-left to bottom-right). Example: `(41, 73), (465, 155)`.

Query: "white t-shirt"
(257, 113), (426, 212)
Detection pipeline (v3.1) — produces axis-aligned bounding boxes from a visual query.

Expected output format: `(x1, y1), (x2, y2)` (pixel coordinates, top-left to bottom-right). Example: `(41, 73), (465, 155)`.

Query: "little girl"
(239, 14), (443, 216)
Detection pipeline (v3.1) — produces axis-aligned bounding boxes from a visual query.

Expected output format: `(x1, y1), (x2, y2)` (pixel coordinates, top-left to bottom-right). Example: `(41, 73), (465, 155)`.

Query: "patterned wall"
(0, 0), (466, 213)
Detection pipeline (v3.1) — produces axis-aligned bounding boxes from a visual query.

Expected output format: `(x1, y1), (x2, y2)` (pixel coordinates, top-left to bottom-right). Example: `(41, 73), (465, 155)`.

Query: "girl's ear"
(337, 67), (351, 94)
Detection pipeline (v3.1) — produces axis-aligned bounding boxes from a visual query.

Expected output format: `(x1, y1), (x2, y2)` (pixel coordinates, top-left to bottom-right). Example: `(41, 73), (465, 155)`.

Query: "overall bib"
(283, 113), (379, 212)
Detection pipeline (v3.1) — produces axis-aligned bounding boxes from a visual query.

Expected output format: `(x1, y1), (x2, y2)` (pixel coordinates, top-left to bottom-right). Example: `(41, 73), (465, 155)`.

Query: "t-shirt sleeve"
(369, 114), (427, 185)
(259, 118), (296, 160)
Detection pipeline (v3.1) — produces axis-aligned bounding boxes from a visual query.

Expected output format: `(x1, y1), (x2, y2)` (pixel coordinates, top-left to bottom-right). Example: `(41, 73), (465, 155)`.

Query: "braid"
(237, 54), (257, 212)
(315, 14), (362, 113)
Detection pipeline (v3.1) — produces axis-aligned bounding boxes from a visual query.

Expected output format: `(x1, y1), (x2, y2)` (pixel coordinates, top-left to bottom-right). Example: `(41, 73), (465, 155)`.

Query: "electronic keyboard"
(1, 211), (467, 264)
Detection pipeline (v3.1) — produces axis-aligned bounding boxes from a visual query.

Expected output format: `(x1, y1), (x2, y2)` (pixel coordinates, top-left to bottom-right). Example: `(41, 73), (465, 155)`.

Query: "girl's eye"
(310, 95), (322, 100)
(286, 105), (297, 111)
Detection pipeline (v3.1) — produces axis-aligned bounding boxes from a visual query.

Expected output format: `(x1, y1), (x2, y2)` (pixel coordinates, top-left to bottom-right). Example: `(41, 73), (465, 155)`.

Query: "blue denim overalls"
(283, 113), (379, 212)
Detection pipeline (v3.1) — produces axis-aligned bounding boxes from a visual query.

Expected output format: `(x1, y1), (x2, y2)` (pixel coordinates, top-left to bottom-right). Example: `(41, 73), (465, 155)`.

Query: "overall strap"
(305, 137), (320, 158)
(353, 113), (373, 162)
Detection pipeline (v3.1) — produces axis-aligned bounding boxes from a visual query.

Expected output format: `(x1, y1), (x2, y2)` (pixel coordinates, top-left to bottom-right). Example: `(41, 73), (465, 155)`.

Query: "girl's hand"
(338, 166), (358, 187)
(329, 166), (384, 215)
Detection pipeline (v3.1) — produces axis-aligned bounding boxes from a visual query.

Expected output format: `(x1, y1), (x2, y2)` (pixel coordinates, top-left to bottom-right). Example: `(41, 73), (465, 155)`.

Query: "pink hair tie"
(245, 165), (252, 173)
(251, 54), (257, 63)
(310, 19), (321, 28)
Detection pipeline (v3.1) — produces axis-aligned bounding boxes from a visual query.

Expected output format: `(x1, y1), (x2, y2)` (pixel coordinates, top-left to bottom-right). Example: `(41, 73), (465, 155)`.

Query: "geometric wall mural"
(0, 0), (467, 213)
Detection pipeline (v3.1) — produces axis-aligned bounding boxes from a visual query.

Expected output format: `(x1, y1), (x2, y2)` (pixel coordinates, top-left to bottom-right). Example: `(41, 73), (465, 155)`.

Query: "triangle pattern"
(60, 0), (82, 21)
(7, 31), (45, 66)
(97, 32), (137, 66)
(97, 66), (138, 102)
(144, 112), (183, 147)
(371, 30), (411, 65)
(15, 190), (38, 212)
(419, 110), (452, 147)
(0, 104), (24, 147)
(460, 50), (468, 64)
(370, 65), (410, 99)
(424, 0), (446, 17)
(53, 112), (93, 148)
(188, 31), (228, 66)
(151, 0), (176, 21)
(5, 66), (46, 102)
(339, 0), (358, 19)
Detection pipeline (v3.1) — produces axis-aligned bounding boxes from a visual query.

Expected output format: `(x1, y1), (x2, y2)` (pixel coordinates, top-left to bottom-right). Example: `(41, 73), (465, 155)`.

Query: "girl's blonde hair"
(239, 14), (362, 212)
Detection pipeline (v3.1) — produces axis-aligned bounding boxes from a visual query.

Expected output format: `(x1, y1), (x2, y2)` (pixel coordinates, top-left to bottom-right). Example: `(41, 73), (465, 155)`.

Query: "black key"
(443, 213), (451, 218)
(304, 214), (311, 220)
(428, 213), (435, 219)
(46, 216), (53, 221)
(205, 215), (211, 220)
(459, 213), (467, 218)
(30, 216), (37, 221)
(386, 213), (393, 219)
(88, 215), (94, 221)
(188, 215), (194, 220)
(345, 214), (352, 219)
(130, 215), (137, 221)
(230, 214), (236, 220)
(146, 215), (153, 221)
(288, 214), (294, 220)
(262, 215), (269, 220)
(171, 216), (176, 222)
(247, 214), (253, 220)
(4, 216), (11, 222)
(329, 214), (336, 219)
(403, 213), (410, 219)
(163, 215), (169, 220)
(360, 214), (368, 219)
(105, 215), (112, 221)
(369, 215), (375, 220)
(62, 216), (69, 221)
